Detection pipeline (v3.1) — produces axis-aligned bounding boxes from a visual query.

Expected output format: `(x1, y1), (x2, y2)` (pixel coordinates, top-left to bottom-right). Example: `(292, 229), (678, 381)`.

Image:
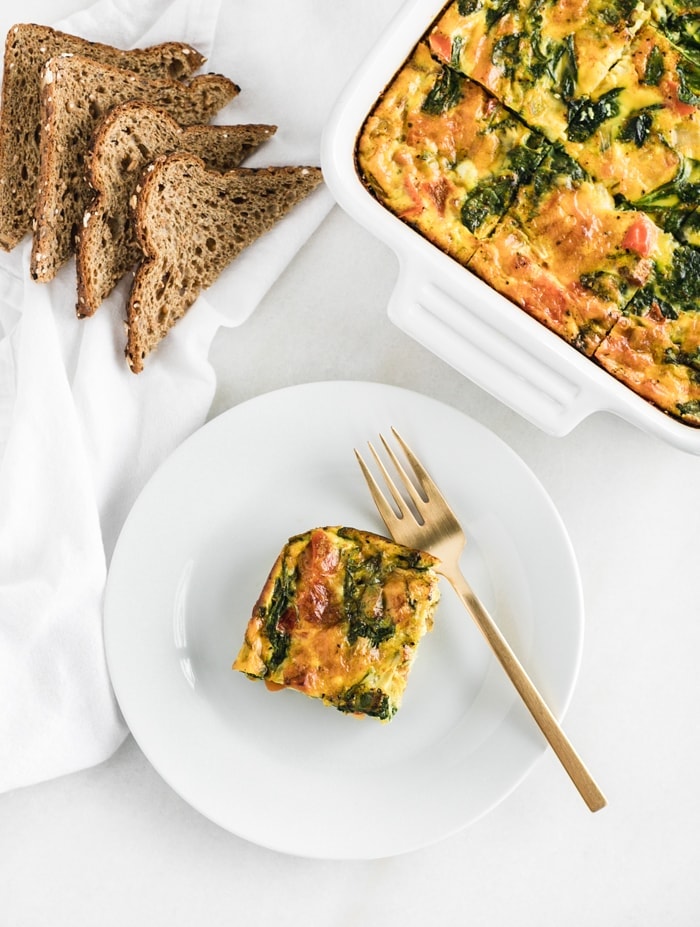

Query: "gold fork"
(355, 427), (606, 813)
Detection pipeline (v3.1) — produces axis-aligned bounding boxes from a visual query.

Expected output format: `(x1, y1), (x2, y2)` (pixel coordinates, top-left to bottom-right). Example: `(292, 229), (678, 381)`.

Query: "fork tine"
(367, 440), (408, 515)
(378, 432), (427, 514)
(389, 427), (443, 502)
(354, 448), (402, 534)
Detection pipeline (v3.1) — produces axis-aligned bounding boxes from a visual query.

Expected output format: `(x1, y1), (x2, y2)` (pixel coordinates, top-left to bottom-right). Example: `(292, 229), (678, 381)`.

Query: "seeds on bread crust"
(76, 101), (275, 316)
(0, 23), (205, 251)
(30, 54), (240, 283)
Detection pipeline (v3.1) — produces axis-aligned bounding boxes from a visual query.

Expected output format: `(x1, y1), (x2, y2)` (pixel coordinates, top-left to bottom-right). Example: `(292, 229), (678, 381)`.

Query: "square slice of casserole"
(233, 526), (441, 721)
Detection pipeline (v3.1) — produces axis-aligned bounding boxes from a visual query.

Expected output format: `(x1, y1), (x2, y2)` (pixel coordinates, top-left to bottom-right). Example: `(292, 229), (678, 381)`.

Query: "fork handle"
(445, 567), (607, 812)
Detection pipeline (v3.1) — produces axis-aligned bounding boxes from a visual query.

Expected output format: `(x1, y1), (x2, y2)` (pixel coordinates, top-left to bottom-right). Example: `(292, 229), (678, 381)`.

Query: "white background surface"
(2, 0), (700, 923)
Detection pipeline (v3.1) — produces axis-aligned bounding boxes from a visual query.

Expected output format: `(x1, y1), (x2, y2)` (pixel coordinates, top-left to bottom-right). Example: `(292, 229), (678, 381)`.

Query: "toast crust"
(0, 23), (205, 251)
(76, 101), (276, 316)
(126, 154), (323, 372)
(31, 54), (240, 282)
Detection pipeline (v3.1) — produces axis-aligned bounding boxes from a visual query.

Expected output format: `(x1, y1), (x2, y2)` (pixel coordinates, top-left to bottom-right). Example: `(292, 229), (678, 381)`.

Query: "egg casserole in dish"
(357, 0), (700, 426)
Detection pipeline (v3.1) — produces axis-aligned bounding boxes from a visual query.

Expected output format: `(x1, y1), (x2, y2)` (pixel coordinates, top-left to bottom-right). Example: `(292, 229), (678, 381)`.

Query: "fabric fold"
(0, 0), (402, 794)
(0, 0), (225, 794)
(0, 272), (121, 793)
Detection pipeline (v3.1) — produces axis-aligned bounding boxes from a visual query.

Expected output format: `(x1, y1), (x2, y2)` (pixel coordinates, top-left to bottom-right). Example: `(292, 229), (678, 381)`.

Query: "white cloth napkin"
(0, 0), (404, 793)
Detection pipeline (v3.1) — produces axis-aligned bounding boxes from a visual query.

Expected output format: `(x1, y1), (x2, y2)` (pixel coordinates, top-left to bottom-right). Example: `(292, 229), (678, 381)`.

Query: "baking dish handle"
(387, 264), (605, 436)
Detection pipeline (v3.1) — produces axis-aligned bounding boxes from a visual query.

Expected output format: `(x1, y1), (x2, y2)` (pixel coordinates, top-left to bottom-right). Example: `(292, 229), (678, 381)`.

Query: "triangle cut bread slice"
(126, 153), (324, 373)
(77, 101), (276, 318)
(32, 54), (240, 283)
(0, 23), (205, 251)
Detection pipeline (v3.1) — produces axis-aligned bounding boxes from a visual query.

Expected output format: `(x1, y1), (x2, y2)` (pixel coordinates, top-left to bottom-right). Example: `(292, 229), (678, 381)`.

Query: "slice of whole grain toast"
(76, 101), (276, 317)
(0, 23), (205, 251)
(31, 54), (240, 283)
(126, 153), (323, 373)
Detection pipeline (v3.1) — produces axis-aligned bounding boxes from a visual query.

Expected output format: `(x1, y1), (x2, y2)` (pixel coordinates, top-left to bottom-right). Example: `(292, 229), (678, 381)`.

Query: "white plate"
(104, 380), (583, 859)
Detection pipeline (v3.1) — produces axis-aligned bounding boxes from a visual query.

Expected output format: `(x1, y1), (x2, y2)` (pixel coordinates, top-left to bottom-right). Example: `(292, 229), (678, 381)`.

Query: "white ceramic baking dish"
(320, 0), (700, 455)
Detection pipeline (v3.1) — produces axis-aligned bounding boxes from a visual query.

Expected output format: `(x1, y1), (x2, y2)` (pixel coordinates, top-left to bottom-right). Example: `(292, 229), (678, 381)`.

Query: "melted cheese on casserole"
(233, 527), (440, 721)
(469, 147), (677, 353)
(559, 23), (700, 204)
(596, 311), (700, 425)
(468, 214), (622, 354)
(357, 42), (547, 265)
(507, 155), (660, 302)
(430, 0), (649, 140)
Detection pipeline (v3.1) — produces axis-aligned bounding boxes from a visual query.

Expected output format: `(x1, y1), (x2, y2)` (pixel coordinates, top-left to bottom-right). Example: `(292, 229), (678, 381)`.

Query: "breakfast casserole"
(356, 0), (700, 426)
(233, 527), (441, 720)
